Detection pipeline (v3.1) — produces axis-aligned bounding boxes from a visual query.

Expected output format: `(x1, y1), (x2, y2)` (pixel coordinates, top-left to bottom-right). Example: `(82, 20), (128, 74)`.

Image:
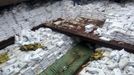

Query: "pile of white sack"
(93, 3), (134, 44)
(0, 28), (74, 75)
(79, 47), (134, 75)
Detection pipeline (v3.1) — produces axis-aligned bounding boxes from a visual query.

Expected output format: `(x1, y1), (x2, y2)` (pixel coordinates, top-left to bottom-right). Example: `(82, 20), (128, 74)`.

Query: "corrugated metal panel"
(40, 43), (93, 75)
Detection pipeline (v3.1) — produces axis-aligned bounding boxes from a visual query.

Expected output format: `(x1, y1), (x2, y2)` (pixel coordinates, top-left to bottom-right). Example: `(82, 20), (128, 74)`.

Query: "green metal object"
(40, 43), (93, 75)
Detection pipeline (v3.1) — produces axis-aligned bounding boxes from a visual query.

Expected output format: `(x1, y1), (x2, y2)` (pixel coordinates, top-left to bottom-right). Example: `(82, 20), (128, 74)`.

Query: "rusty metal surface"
(0, 17), (134, 53)
(0, 37), (14, 50)
(42, 18), (134, 53)
(0, 0), (27, 7)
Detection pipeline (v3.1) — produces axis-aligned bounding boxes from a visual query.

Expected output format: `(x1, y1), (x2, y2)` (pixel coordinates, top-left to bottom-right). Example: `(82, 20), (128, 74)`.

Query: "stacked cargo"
(0, 28), (74, 75)
(79, 47), (134, 75)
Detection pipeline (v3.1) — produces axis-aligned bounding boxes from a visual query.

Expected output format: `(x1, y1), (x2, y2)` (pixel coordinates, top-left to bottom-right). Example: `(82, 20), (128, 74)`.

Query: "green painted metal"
(40, 43), (93, 75)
